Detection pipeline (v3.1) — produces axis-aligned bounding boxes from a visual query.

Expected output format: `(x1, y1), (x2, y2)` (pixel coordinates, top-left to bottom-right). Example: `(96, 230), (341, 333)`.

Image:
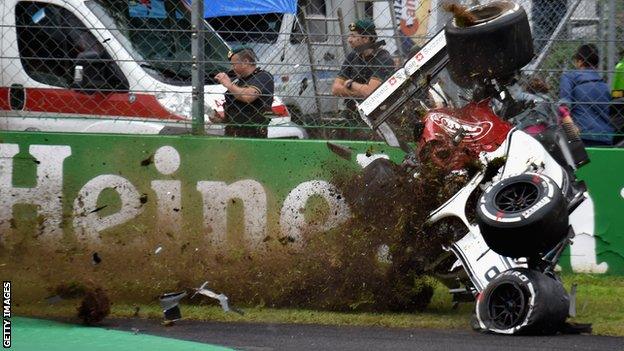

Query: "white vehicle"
(207, 0), (453, 117)
(207, 0), (354, 117)
(0, 0), (307, 138)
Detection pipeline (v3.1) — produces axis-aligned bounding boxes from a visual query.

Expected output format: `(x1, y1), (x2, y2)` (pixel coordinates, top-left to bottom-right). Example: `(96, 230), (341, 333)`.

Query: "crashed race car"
(356, 1), (590, 335)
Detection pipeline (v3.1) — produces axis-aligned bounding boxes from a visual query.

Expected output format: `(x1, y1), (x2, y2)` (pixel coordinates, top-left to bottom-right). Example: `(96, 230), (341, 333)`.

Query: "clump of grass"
(562, 274), (624, 336)
(52, 282), (87, 299)
(443, 2), (477, 27)
(77, 287), (110, 325)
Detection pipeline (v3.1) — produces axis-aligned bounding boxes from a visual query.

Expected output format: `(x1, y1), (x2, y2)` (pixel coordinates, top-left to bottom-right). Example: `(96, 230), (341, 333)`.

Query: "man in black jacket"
(214, 46), (274, 138)
(332, 19), (394, 113)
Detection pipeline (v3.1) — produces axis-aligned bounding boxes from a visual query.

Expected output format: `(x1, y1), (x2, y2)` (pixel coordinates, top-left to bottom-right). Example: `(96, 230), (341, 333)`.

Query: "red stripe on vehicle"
(10, 88), (185, 120)
(271, 104), (289, 117)
(0, 88), (10, 110)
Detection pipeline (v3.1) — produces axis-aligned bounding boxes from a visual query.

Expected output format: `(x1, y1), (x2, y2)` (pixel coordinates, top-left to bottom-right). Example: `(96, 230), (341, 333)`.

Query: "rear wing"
(357, 30), (449, 147)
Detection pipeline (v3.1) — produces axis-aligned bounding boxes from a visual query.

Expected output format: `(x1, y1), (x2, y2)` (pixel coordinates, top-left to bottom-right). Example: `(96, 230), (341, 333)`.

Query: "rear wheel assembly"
(444, 1), (534, 87)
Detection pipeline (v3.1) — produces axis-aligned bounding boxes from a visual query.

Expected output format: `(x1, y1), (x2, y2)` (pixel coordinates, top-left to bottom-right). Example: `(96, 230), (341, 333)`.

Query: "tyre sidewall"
(445, 2), (524, 37)
(477, 173), (560, 228)
(476, 268), (569, 335)
(476, 173), (568, 257)
(444, 2), (533, 87)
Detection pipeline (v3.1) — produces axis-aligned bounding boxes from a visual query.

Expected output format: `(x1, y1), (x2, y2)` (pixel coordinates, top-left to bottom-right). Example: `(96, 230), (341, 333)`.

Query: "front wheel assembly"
(444, 1), (534, 87)
(476, 172), (569, 258)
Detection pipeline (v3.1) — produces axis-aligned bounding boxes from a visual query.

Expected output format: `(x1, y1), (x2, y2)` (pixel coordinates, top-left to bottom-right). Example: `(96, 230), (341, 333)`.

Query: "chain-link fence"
(0, 0), (622, 142)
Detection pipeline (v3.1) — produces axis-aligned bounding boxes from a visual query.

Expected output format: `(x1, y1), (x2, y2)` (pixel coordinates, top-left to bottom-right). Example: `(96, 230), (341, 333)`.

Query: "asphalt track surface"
(104, 318), (624, 351)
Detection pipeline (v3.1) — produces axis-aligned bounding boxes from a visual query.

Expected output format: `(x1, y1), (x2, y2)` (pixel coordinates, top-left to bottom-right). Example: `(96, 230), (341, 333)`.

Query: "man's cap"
(228, 44), (256, 60)
(349, 18), (376, 37)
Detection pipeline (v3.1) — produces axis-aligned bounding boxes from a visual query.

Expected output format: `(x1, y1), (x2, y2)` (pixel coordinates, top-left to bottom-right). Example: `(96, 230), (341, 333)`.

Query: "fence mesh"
(0, 0), (622, 142)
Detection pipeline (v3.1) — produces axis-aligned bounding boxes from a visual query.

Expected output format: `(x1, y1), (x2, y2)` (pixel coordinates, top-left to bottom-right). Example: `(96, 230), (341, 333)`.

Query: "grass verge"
(15, 274), (624, 336)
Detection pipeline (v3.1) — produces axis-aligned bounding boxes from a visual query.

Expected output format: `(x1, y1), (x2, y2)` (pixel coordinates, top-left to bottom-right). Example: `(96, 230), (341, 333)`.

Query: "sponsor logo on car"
(429, 113), (493, 141)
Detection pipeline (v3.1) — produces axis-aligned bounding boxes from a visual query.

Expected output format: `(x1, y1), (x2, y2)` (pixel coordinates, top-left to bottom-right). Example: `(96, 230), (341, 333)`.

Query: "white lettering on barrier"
(196, 180), (267, 250)
(0, 143), (611, 273)
(568, 195), (609, 273)
(280, 180), (350, 250)
(151, 146), (182, 233)
(73, 175), (143, 242)
(0, 144), (71, 241)
(151, 180), (182, 234)
(356, 153), (390, 168)
(154, 145), (180, 176)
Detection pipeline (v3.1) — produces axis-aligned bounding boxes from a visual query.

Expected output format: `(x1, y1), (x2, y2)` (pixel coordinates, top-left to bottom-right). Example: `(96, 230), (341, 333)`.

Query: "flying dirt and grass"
(4, 0), (622, 337)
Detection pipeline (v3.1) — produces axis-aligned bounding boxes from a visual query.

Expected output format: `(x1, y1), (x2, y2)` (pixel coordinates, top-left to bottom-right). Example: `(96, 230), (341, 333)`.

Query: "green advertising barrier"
(573, 148), (624, 274)
(0, 131), (407, 304)
(0, 131), (622, 305)
(0, 131), (397, 250)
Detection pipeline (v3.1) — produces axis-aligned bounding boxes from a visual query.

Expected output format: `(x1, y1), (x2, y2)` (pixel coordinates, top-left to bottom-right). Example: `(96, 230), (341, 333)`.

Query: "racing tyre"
(444, 1), (534, 87)
(476, 268), (569, 335)
(476, 173), (568, 258)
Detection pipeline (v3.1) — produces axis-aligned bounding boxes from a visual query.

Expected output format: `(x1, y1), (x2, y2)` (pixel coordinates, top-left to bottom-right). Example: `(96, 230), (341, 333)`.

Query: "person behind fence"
(213, 45), (274, 138)
(559, 44), (613, 146)
(332, 19), (394, 120)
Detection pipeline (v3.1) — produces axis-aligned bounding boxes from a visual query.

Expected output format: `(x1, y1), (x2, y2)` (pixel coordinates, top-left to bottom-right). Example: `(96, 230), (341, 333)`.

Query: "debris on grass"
(326, 142), (353, 160)
(45, 295), (63, 304)
(77, 287), (110, 325)
(92, 252), (102, 265)
(192, 281), (245, 316)
(52, 281), (88, 299)
(159, 291), (187, 322)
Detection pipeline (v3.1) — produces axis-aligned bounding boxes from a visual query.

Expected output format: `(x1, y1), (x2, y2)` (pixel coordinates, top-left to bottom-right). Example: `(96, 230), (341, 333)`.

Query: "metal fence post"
(337, 7), (349, 55)
(299, 11), (324, 121)
(191, 0), (205, 135)
(386, 0), (405, 63)
(597, 1), (605, 74)
(607, 0), (616, 86)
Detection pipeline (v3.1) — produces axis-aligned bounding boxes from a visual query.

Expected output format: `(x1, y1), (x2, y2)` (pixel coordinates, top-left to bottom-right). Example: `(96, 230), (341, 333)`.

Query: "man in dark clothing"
(214, 46), (274, 138)
(332, 18), (395, 118)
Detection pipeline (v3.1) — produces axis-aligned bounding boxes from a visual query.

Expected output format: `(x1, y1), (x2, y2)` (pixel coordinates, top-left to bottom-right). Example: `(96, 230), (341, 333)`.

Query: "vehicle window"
(88, 0), (231, 85)
(207, 13), (283, 44)
(291, 0), (328, 44)
(15, 1), (127, 90)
